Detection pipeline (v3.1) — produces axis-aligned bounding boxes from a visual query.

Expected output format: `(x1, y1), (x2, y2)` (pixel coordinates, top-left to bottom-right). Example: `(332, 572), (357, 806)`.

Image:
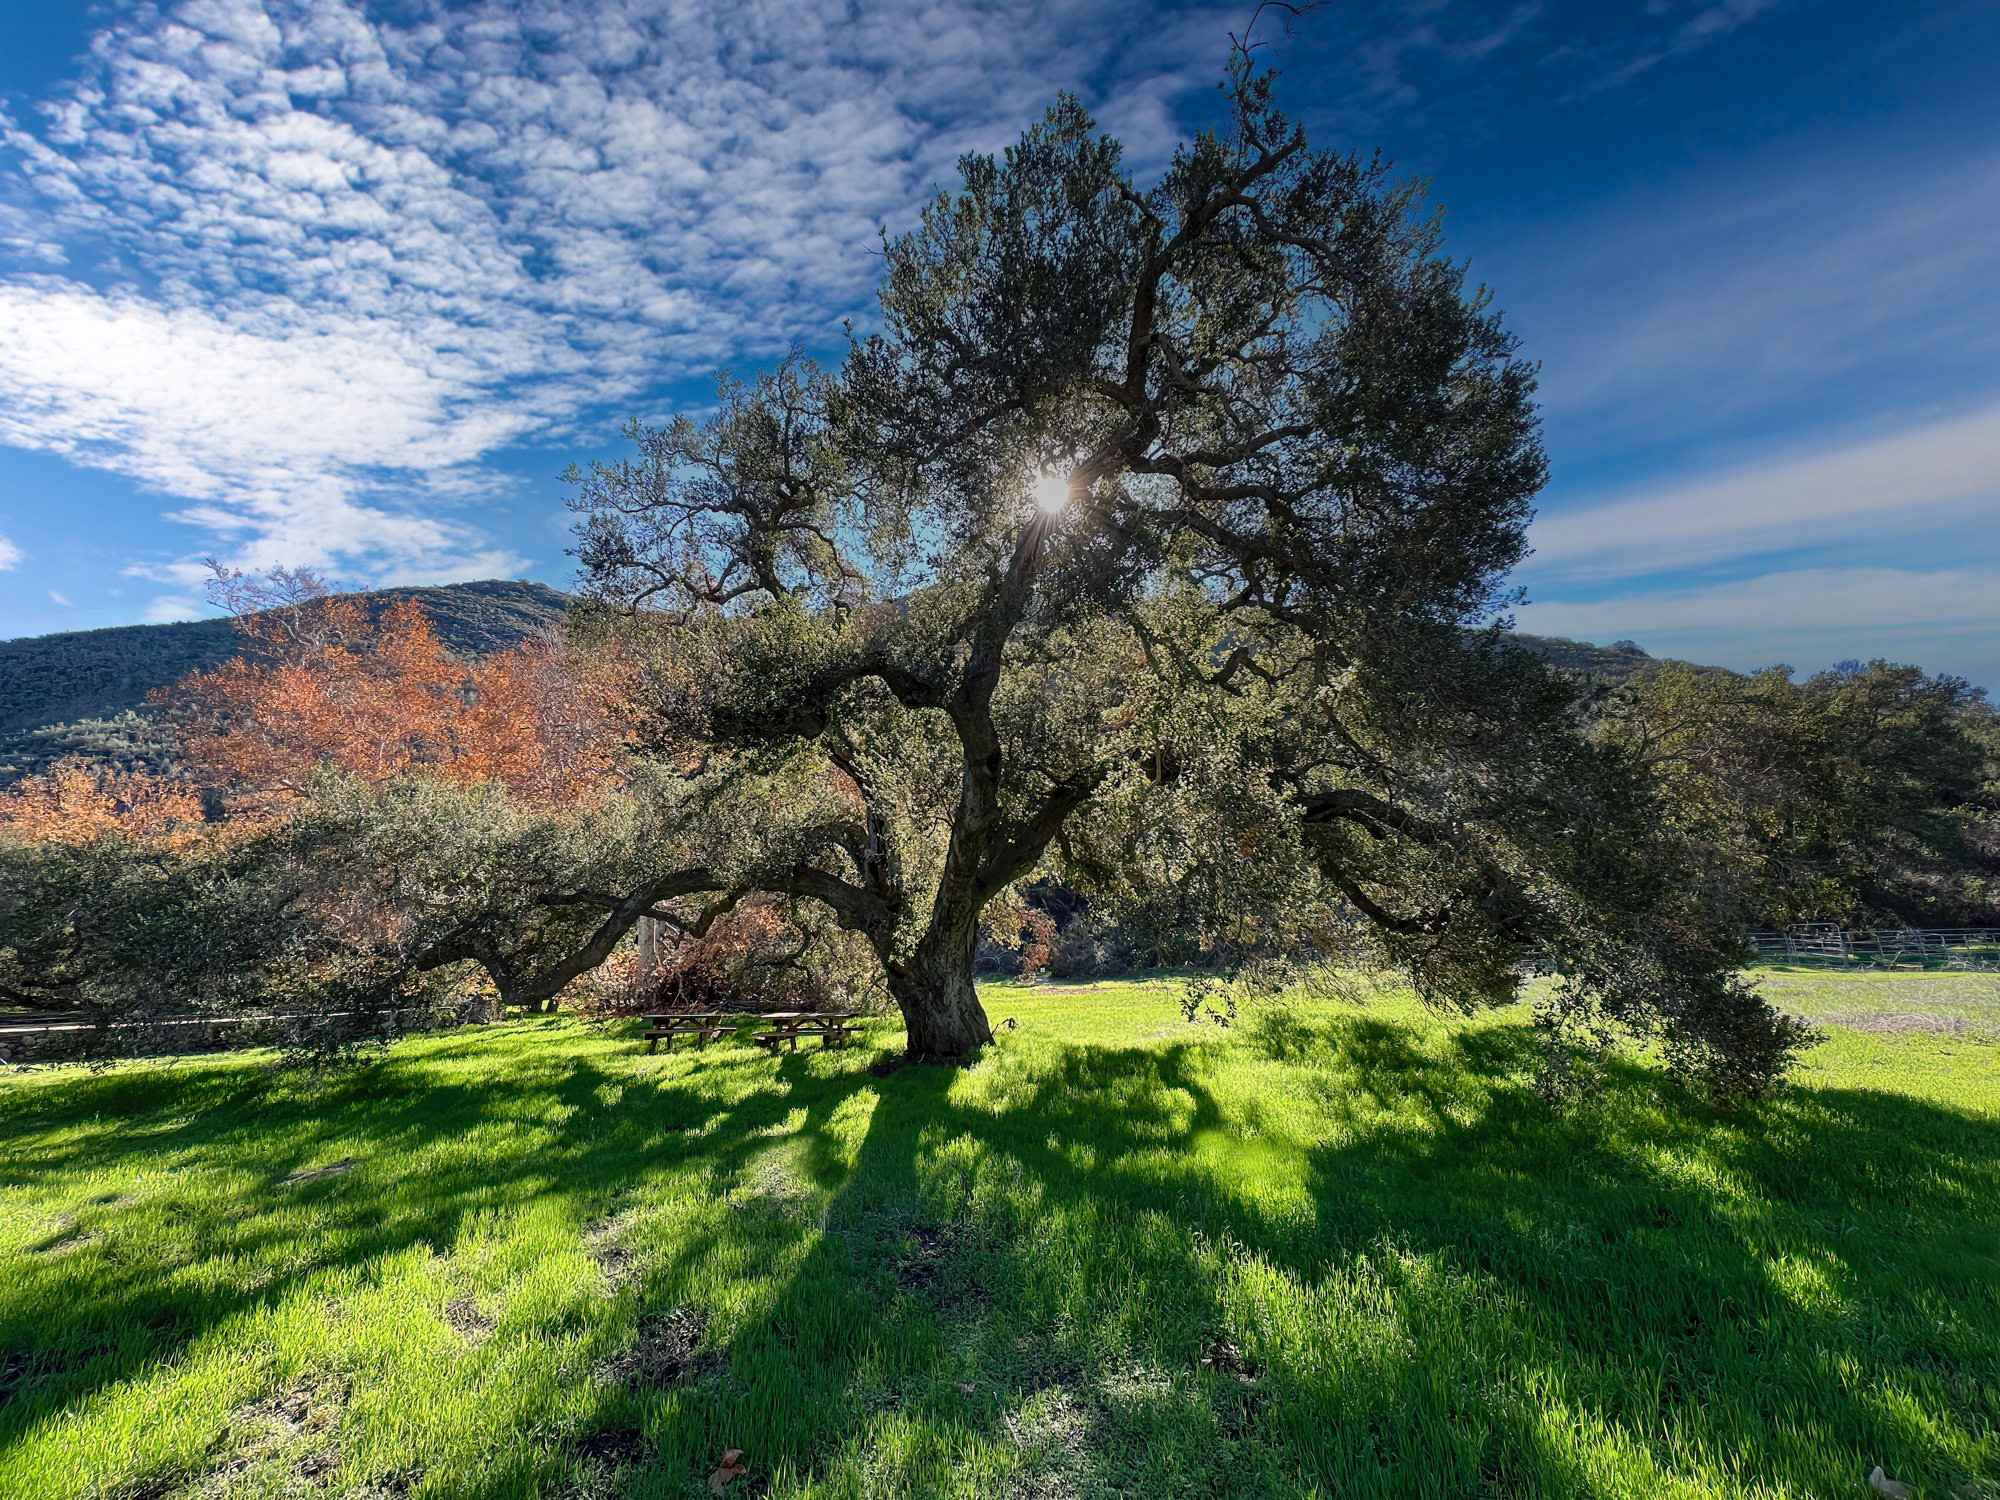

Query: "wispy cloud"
(47, 591), (69, 606)
(1523, 567), (1998, 638)
(1515, 566), (2000, 685)
(1307, 0), (1790, 127)
(0, 531), (20, 570)
(0, 0), (1234, 581)
(1553, 0), (1790, 98)
(1517, 147), (2000, 435)
(1526, 400), (2000, 577)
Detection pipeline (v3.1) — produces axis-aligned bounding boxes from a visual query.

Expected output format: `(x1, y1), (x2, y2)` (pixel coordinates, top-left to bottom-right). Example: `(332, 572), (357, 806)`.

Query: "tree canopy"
(559, 58), (1810, 1096)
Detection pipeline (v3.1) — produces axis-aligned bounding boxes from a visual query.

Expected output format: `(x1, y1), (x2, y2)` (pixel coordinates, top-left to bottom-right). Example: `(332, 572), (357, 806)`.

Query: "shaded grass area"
(2, 979), (1997, 1499)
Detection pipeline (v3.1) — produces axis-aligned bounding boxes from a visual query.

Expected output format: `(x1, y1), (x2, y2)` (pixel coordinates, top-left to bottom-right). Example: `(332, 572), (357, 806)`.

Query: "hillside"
(0, 579), (569, 782)
(0, 586), (1710, 784)
(1506, 631), (1660, 680)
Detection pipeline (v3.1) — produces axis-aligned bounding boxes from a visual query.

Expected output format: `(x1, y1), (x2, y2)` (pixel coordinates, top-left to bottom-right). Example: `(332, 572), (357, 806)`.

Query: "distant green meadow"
(2, 972), (1995, 1499)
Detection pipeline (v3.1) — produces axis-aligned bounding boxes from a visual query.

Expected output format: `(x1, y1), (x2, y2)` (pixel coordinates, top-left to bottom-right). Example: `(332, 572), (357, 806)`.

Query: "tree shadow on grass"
(629, 1010), (2000, 1498)
(5, 1010), (1998, 1499)
(0, 1025), (884, 1468)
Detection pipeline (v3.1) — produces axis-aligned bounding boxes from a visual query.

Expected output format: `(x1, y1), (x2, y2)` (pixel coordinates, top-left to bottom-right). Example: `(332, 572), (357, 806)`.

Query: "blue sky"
(0, 0), (1995, 687)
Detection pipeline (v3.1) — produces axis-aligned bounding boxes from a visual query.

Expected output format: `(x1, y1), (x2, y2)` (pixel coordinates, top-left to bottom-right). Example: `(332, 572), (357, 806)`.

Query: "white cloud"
(1520, 148), (2000, 428)
(144, 594), (206, 622)
(1523, 567), (1998, 638)
(0, 532), (19, 570)
(1526, 401), (2000, 577)
(48, 590), (71, 606)
(1516, 567), (2000, 685)
(0, 0), (1235, 582)
(0, 282), (532, 579)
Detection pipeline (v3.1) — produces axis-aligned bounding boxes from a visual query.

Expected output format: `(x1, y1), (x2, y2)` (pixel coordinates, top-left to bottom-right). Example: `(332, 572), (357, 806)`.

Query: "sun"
(1032, 471), (1070, 514)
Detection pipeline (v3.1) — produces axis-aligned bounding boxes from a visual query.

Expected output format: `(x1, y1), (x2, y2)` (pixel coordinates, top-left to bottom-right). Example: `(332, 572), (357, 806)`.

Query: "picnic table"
(746, 1011), (862, 1053)
(740, 1012), (856, 1056)
(639, 1010), (863, 1054)
(640, 1011), (729, 1053)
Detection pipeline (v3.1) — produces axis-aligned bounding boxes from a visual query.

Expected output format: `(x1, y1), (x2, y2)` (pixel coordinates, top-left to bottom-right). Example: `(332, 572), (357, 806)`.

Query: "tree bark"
(886, 903), (994, 1060)
(636, 916), (665, 990)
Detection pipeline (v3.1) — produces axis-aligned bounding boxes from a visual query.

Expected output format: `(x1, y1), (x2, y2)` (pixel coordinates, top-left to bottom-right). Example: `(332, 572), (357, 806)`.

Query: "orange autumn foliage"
(160, 578), (614, 812)
(0, 758), (205, 849)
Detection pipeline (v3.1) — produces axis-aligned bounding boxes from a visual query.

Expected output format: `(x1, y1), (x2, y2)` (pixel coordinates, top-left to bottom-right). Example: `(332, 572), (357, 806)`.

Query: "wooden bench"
(750, 1024), (859, 1053)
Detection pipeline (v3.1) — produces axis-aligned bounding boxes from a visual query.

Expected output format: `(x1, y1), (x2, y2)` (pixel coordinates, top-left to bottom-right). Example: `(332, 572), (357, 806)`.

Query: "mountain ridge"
(0, 579), (569, 782)
(0, 582), (1698, 783)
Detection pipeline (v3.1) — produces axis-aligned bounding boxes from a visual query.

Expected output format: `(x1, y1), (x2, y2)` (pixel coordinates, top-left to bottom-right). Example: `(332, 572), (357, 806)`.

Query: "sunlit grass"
(2, 974), (1997, 1498)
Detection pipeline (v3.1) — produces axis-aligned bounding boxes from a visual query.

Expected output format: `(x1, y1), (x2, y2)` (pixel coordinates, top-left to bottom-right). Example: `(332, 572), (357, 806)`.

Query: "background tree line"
(2, 561), (1993, 1084)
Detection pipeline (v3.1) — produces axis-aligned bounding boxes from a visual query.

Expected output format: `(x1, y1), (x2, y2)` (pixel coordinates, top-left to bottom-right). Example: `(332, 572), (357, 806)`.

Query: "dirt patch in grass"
(217, 1381), (347, 1484)
(895, 1225), (949, 1290)
(891, 1221), (992, 1318)
(596, 1307), (714, 1388)
(32, 1230), (96, 1256)
(294, 1445), (342, 1482)
(445, 1295), (494, 1345)
(566, 1426), (650, 1493)
(572, 1428), (648, 1467)
(1000, 1387), (1094, 1500)
(583, 1214), (639, 1290)
(1196, 1336), (1262, 1379)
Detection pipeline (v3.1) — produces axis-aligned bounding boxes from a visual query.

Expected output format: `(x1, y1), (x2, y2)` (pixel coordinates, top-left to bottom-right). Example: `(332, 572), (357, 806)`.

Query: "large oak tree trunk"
(887, 904), (994, 1060)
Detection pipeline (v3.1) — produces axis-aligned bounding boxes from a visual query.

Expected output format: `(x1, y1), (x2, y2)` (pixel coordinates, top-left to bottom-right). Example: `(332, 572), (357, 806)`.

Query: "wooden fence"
(1745, 926), (2000, 970)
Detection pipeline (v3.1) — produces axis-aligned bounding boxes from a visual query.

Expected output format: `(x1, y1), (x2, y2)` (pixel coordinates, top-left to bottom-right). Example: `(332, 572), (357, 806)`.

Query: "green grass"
(1752, 967), (2000, 1037)
(2, 973), (1997, 1499)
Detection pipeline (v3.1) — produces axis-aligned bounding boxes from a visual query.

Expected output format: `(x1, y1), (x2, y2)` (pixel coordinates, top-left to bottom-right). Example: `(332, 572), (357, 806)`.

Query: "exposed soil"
(583, 1214), (639, 1290)
(216, 1381), (347, 1486)
(571, 1426), (650, 1472)
(444, 1295), (494, 1345)
(596, 1307), (713, 1387)
(895, 1225), (948, 1290)
(1196, 1336), (1263, 1380)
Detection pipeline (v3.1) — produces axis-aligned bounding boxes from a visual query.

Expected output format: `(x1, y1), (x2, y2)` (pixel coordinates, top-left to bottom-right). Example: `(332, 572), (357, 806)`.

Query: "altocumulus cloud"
(0, 0), (1231, 583)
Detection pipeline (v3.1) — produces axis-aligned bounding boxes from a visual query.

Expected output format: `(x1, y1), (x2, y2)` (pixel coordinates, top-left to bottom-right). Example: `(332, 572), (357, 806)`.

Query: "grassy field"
(2, 972), (1996, 1499)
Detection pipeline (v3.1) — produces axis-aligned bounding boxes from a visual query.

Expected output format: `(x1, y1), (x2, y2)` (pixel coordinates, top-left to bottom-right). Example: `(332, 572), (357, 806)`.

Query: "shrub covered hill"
(0, 581), (1681, 785)
(0, 579), (569, 783)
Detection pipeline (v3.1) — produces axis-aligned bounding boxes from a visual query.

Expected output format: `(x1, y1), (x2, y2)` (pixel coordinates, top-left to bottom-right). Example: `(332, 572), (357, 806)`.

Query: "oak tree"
(566, 57), (1809, 1094)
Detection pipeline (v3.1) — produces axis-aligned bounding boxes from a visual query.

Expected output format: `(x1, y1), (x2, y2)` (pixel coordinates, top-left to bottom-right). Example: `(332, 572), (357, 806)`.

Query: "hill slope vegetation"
(0, 580), (569, 781)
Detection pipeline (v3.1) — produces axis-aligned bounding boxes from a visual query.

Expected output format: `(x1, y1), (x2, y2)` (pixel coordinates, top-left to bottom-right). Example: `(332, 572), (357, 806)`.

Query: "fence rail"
(1517, 928), (2000, 977)
(1746, 927), (2000, 970)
